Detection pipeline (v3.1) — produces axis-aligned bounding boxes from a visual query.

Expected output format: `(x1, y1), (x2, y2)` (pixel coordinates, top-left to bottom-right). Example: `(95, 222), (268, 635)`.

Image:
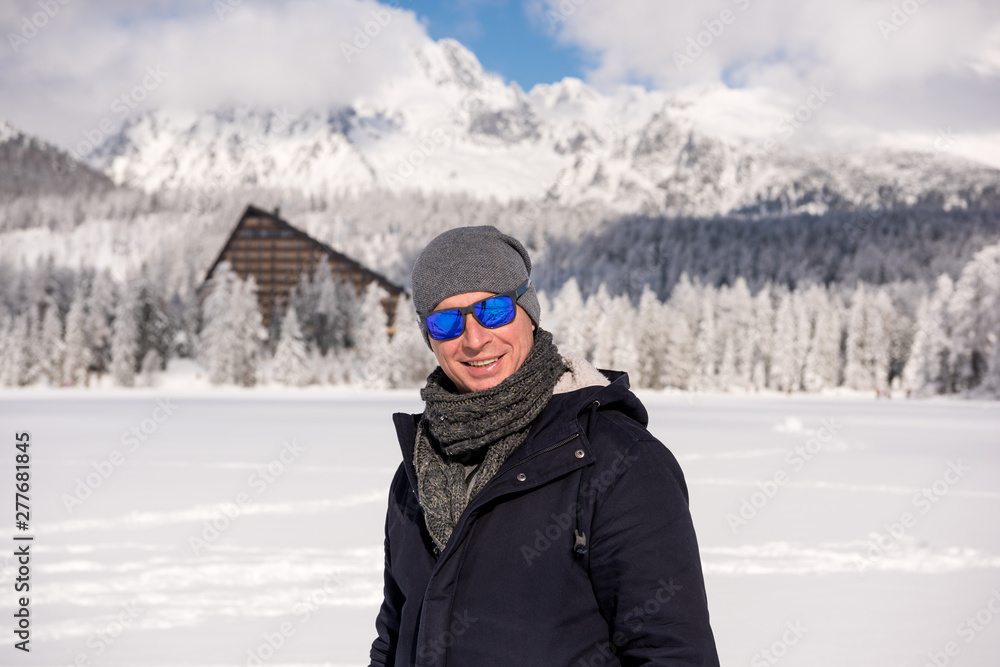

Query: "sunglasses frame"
(423, 280), (530, 341)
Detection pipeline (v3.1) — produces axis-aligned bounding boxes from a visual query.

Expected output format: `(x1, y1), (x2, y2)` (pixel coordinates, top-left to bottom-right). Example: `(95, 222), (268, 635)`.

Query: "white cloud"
(0, 0), (429, 149)
(541, 0), (1000, 166)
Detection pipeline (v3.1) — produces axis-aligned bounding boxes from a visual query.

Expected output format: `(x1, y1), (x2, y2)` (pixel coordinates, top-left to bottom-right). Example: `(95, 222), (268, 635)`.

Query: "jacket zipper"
(497, 432), (581, 479)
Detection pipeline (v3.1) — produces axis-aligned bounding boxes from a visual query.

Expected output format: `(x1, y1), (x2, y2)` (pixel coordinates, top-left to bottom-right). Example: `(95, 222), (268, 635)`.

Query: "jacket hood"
(555, 369), (648, 427)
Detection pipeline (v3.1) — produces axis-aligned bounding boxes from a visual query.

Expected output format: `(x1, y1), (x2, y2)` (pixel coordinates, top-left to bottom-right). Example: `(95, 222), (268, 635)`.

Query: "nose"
(460, 312), (493, 349)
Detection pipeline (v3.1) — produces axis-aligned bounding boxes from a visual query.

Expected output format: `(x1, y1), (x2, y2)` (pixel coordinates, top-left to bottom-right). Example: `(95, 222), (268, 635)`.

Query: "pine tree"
(691, 292), (717, 390)
(200, 263), (263, 386)
(904, 276), (954, 394)
(661, 304), (694, 389)
(388, 295), (436, 388)
(63, 292), (92, 386)
(0, 314), (32, 386)
(750, 286), (774, 390)
(110, 281), (141, 387)
(352, 284), (392, 389)
(670, 273), (702, 334)
(843, 283), (869, 390)
(803, 294), (842, 391)
(770, 291), (798, 391)
(135, 267), (171, 372)
(947, 242), (1000, 391)
(550, 277), (589, 358)
(729, 278), (754, 387)
(844, 284), (892, 391)
(0, 315), (8, 386)
(7, 312), (37, 386)
(588, 284), (616, 370)
(717, 336), (737, 390)
(337, 282), (364, 352)
(610, 294), (640, 380)
(230, 274), (264, 387)
(793, 292), (812, 390)
(314, 265), (335, 354)
(38, 302), (65, 385)
(85, 269), (116, 376)
(272, 304), (311, 386)
(867, 289), (893, 391)
(635, 285), (667, 389)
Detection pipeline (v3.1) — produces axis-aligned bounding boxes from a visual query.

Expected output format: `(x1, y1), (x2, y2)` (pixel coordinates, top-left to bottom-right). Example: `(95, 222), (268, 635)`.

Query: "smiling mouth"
(464, 356), (501, 368)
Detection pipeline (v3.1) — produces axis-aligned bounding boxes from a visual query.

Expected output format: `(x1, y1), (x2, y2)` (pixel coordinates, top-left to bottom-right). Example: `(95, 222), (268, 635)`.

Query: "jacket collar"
(392, 370), (645, 502)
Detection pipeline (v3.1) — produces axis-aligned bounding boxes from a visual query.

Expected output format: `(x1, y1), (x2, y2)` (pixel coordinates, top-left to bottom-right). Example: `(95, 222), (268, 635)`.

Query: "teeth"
(467, 358), (499, 367)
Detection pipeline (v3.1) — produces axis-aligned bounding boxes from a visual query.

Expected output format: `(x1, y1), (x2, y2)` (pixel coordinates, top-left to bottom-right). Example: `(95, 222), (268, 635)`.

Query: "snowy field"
(0, 389), (998, 667)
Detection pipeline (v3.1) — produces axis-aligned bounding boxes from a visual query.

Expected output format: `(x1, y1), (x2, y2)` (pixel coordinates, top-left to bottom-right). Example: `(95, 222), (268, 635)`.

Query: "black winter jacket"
(369, 372), (720, 666)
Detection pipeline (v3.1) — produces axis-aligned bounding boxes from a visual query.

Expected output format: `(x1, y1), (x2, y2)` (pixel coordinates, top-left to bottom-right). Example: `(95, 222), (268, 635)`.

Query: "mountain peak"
(411, 37), (492, 92)
(66, 55), (1000, 216)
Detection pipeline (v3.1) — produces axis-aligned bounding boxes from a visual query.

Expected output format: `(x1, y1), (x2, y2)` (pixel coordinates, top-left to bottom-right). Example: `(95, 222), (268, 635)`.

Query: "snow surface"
(0, 391), (998, 666)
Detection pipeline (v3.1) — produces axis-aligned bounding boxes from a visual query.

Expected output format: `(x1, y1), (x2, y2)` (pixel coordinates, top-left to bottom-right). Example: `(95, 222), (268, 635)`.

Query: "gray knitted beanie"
(411, 226), (541, 345)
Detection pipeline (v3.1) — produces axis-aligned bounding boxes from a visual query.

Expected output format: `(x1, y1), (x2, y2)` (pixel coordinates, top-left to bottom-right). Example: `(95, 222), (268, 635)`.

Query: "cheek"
(430, 341), (455, 369)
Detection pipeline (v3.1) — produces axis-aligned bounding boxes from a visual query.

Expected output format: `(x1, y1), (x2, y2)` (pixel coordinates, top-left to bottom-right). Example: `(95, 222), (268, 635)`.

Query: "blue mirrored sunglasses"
(424, 280), (530, 341)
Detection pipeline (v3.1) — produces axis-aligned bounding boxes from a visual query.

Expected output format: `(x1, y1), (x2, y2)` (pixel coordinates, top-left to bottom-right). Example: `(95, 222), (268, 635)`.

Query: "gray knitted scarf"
(414, 329), (566, 554)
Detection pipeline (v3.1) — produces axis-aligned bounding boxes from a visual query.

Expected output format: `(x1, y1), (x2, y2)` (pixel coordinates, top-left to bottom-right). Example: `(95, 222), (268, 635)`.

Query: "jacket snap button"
(516, 473), (527, 482)
(575, 449), (585, 459)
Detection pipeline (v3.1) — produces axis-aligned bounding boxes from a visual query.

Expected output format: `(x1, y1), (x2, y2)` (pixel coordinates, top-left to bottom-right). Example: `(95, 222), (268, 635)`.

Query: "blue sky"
(402, 0), (591, 89)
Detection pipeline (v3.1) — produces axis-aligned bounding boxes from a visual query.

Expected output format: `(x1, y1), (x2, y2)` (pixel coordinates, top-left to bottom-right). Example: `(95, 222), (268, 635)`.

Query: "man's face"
(428, 290), (536, 394)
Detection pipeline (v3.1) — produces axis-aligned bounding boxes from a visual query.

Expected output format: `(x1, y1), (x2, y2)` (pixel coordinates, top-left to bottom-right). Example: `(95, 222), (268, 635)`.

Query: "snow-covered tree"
(38, 302), (65, 385)
(661, 304), (694, 389)
(388, 295), (436, 388)
(770, 291), (798, 391)
(63, 292), (91, 386)
(902, 276), (953, 394)
(868, 288), (895, 391)
(109, 281), (141, 387)
(750, 286), (774, 390)
(587, 284), (615, 370)
(0, 313), (34, 386)
(85, 269), (117, 376)
(717, 336), (738, 389)
(272, 304), (311, 386)
(550, 277), (589, 358)
(691, 293), (717, 390)
(803, 294), (842, 391)
(844, 284), (892, 391)
(947, 242), (1000, 391)
(727, 278), (755, 387)
(135, 268), (172, 372)
(635, 285), (668, 389)
(351, 284), (392, 389)
(200, 263), (263, 386)
(609, 294), (640, 381)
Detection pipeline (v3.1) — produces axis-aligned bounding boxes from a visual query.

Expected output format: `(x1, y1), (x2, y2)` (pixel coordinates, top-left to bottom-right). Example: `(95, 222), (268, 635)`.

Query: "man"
(370, 226), (719, 666)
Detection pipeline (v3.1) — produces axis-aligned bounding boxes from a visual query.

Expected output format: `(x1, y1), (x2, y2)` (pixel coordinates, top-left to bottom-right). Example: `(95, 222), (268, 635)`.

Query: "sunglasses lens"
(425, 294), (518, 341)
(475, 295), (515, 328)
(426, 310), (464, 341)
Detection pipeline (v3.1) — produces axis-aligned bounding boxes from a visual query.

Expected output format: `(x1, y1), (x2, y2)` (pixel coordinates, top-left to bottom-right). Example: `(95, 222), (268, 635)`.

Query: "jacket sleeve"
(369, 470), (406, 667)
(586, 428), (720, 666)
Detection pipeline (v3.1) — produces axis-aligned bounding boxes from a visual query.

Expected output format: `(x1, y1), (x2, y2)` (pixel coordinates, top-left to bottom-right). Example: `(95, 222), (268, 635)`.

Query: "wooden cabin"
(201, 204), (404, 329)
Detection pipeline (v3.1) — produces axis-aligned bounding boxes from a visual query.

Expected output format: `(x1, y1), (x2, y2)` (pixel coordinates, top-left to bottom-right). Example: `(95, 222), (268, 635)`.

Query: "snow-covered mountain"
(78, 39), (1000, 217)
(0, 120), (114, 197)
